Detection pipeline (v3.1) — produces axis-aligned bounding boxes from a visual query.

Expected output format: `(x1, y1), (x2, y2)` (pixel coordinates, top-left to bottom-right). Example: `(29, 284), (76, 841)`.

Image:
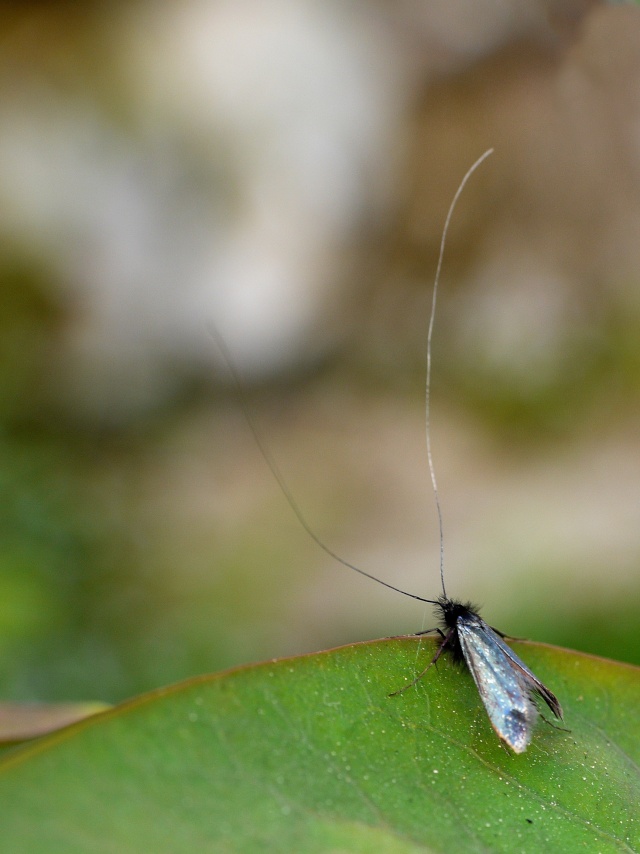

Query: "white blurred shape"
(0, 1), (408, 419)
(122, 0), (407, 375)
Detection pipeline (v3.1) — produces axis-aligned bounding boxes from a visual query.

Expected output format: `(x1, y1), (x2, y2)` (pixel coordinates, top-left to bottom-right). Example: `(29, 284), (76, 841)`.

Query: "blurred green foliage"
(1, 253), (639, 705)
(448, 301), (640, 440)
(1, 5), (639, 707)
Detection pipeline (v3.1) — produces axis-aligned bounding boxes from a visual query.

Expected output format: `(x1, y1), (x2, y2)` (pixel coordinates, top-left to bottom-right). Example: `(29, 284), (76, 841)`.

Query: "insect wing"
(482, 624), (563, 720)
(456, 615), (540, 753)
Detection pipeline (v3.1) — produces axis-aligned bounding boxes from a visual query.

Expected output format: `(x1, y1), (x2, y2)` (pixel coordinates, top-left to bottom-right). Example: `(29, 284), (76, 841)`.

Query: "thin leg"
(389, 628), (456, 697)
(489, 625), (525, 641)
(540, 712), (571, 734)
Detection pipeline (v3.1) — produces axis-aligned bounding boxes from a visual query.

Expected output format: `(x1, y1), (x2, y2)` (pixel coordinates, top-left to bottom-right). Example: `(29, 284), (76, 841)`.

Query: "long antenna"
(210, 148), (493, 609)
(209, 325), (436, 606)
(425, 148), (494, 598)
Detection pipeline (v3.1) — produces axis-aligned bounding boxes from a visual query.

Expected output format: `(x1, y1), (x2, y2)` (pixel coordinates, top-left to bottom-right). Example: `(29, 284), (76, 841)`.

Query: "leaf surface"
(0, 639), (638, 853)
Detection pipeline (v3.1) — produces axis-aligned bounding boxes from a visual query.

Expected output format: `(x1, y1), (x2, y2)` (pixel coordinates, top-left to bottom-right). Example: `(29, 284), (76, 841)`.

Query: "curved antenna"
(209, 149), (492, 609)
(425, 148), (494, 598)
(209, 324), (437, 606)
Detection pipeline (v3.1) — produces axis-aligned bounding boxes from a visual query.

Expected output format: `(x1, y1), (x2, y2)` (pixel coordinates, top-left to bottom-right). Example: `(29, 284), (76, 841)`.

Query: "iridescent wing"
(456, 614), (561, 753)
(482, 623), (563, 719)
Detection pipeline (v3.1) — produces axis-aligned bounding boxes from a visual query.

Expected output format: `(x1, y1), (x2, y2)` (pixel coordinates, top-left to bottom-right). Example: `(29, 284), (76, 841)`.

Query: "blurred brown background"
(0, 0), (639, 703)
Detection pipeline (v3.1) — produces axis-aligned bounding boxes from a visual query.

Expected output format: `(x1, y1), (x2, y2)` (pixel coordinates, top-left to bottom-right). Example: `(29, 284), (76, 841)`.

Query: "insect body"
(391, 596), (564, 752)
(434, 598), (563, 753)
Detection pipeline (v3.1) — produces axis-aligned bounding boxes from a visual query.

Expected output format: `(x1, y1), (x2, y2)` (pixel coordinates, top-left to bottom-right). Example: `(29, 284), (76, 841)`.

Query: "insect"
(215, 149), (564, 753)
(399, 150), (564, 751)
(391, 596), (564, 753)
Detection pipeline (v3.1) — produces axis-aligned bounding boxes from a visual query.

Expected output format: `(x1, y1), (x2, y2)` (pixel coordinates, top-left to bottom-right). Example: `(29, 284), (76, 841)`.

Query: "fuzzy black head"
(434, 597), (482, 664)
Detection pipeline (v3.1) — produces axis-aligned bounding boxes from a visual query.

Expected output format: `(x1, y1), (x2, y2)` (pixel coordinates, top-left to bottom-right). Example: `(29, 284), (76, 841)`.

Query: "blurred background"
(1, 0), (639, 704)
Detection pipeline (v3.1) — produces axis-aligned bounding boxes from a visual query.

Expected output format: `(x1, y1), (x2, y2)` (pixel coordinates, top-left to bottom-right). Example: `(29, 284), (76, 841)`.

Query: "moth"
(217, 149), (565, 753)
(393, 596), (564, 754)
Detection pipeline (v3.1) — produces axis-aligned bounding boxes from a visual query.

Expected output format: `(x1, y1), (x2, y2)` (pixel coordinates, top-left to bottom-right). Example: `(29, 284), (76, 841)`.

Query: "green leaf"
(0, 639), (637, 853)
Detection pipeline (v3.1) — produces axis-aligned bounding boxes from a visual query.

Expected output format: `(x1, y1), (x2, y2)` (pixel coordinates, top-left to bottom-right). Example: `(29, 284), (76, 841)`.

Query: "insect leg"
(389, 627), (456, 697)
(413, 627), (441, 637)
